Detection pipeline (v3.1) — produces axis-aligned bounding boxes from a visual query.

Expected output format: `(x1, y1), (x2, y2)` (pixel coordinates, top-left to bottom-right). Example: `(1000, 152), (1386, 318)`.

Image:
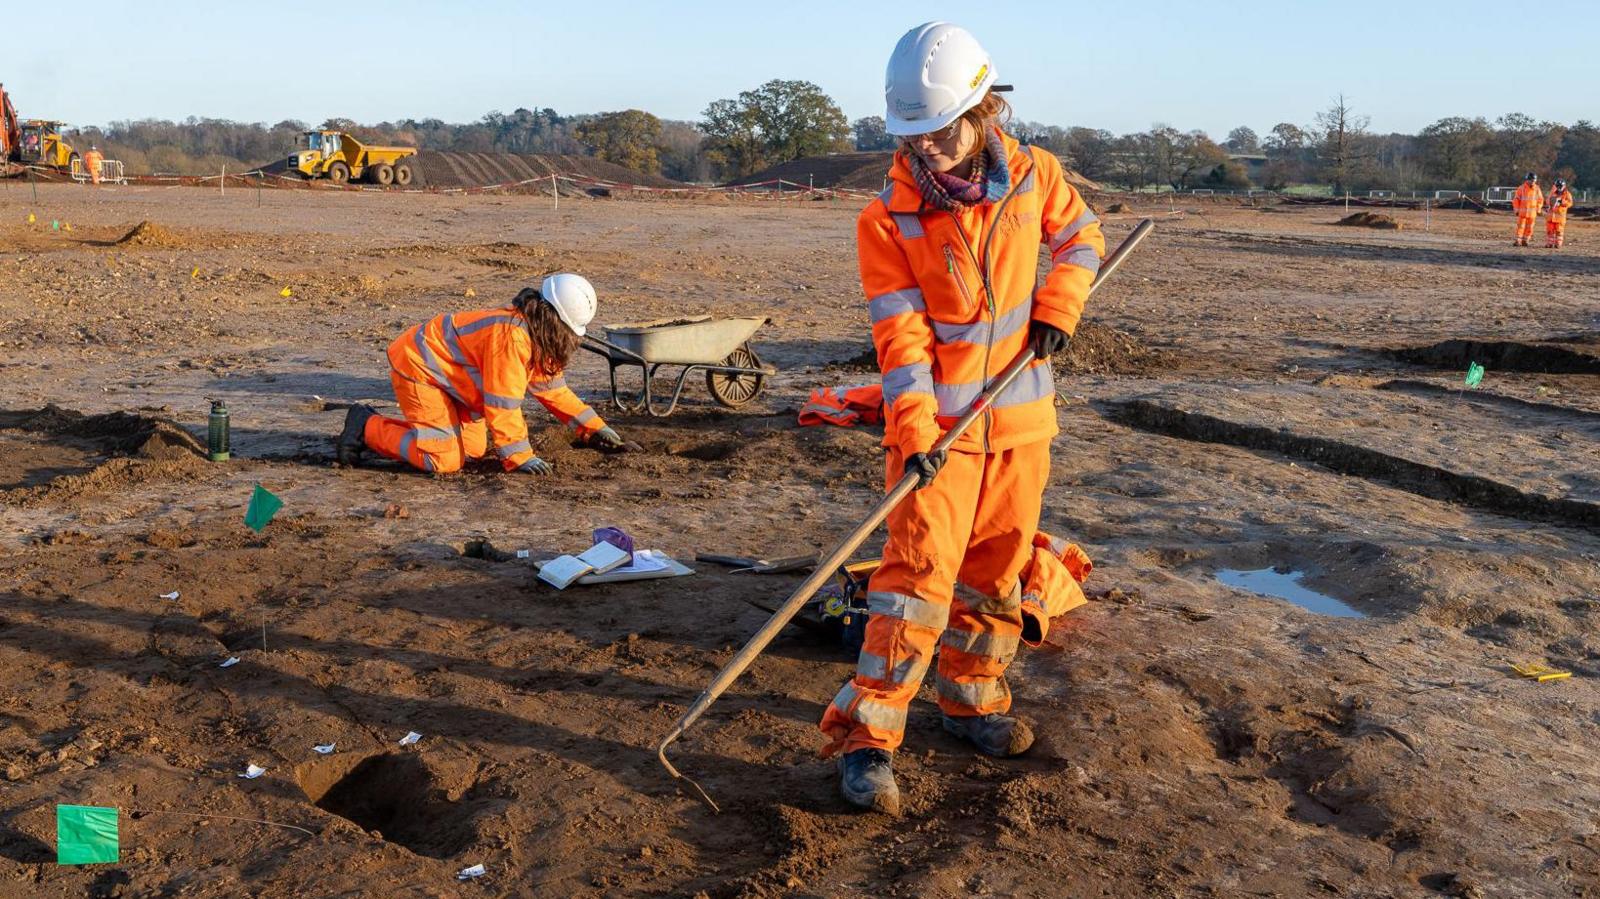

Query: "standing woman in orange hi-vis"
(83, 145), (105, 185)
(335, 274), (626, 475)
(817, 21), (1105, 815)
(1545, 178), (1574, 248)
(1512, 172), (1543, 247)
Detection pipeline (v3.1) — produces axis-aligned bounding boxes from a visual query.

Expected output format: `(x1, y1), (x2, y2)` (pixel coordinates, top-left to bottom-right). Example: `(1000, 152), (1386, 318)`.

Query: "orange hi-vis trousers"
(819, 440), (1049, 756)
(1516, 216), (1537, 243)
(1546, 219), (1567, 248)
(364, 370), (492, 473)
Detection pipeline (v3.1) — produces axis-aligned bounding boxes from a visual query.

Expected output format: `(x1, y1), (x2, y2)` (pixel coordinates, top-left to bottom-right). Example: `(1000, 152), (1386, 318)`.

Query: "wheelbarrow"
(581, 315), (775, 417)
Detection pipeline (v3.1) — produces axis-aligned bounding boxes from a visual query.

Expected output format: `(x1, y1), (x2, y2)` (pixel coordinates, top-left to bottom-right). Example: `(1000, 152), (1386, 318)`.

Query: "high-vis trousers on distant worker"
(1546, 220), (1567, 249)
(1516, 216), (1537, 244)
(819, 440), (1049, 756)
(364, 370), (492, 473)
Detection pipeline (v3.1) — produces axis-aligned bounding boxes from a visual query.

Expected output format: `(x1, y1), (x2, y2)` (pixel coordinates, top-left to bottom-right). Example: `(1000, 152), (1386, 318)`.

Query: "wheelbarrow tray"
(601, 316), (769, 365)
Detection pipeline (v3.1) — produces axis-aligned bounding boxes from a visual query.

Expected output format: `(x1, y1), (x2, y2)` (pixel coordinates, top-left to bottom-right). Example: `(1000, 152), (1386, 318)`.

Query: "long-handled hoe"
(657, 219), (1156, 811)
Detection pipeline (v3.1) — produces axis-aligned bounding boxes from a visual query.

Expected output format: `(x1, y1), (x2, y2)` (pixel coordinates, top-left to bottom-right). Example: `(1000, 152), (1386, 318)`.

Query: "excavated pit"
(296, 752), (492, 859)
(1386, 338), (1600, 374)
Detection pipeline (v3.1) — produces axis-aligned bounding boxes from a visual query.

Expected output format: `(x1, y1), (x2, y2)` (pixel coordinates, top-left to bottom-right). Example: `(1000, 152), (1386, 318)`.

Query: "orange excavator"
(1, 83), (79, 175)
(0, 83), (19, 174)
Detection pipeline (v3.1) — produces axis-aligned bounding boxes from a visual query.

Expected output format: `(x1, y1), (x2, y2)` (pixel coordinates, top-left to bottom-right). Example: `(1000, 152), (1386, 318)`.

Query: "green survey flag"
(56, 804), (118, 865)
(1464, 361), (1485, 389)
(244, 483), (283, 532)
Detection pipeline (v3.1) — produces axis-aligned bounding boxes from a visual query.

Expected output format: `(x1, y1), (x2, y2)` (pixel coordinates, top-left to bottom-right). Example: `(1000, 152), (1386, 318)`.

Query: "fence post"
(1425, 198), (1430, 231)
(221, 164), (225, 197)
(552, 172), (558, 211)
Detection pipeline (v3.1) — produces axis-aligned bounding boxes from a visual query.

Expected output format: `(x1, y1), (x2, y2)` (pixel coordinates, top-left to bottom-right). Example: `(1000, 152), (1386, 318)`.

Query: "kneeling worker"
(336, 273), (625, 474)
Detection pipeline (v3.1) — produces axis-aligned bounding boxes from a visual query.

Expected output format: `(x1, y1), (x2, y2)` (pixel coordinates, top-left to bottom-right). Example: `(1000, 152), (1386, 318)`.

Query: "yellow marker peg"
(279, 286), (293, 298)
(27, 213), (35, 224)
(191, 267), (200, 278)
(1510, 661), (1572, 682)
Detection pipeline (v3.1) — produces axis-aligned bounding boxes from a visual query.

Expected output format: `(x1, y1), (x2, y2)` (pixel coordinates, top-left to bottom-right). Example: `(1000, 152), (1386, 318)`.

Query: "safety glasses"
(902, 120), (964, 145)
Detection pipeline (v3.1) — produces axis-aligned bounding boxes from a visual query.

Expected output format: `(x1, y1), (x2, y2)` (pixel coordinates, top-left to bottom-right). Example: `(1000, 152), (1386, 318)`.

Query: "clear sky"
(9, 0), (1597, 138)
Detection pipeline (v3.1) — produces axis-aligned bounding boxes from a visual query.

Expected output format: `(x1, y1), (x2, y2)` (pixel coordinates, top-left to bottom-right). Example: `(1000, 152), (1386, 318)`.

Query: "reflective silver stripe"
(881, 362), (933, 408)
(1043, 533), (1070, 556)
(856, 648), (930, 686)
(933, 364), (1055, 417)
(866, 591), (949, 630)
(451, 313), (521, 337)
(1021, 591), (1044, 608)
(528, 374), (567, 392)
(1013, 166), (1036, 196)
(397, 430), (440, 472)
(412, 328), (469, 407)
(411, 425), (458, 442)
(567, 408), (599, 429)
(438, 315), (486, 395)
(877, 186), (893, 206)
(483, 391), (523, 409)
(1057, 243), (1102, 274)
(936, 675), (1010, 708)
(891, 213), (924, 240)
(832, 682), (909, 733)
(939, 628), (1020, 660)
(868, 288), (926, 323)
(931, 300), (1031, 346)
(497, 439), (532, 459)
(1048, 210), (1100, 255)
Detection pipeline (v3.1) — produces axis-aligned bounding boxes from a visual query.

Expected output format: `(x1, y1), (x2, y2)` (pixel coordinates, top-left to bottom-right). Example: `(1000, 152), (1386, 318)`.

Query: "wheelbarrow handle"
(656, 219), (1156, 812)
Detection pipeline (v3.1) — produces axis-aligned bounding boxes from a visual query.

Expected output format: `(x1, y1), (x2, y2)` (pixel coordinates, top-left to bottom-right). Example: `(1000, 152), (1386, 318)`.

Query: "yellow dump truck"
(16, 119), (78, 171)
(290, 130), (419, 186)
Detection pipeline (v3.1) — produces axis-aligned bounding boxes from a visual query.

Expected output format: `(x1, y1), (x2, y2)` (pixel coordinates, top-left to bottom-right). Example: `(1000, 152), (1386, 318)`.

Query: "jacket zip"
(945, 165), (1024, 453)
(943, 244), (979, 315)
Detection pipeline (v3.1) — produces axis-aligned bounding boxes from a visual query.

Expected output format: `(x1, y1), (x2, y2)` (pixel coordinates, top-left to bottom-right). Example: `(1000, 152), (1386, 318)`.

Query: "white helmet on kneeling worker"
(539, 272), (597, 337)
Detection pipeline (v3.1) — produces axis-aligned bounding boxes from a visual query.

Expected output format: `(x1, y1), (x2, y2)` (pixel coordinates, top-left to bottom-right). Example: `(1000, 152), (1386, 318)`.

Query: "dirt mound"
(0, 405), (206, 505)
(1105, 202), (1130, 213)
(827, 322), (1172, 377)
(1335, 212), (1402, 230)
(116, 220), (191, 248)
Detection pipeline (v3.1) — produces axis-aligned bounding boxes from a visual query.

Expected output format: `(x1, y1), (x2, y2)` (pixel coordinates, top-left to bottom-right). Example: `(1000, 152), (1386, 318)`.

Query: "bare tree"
(1314, 94), (1372, 195)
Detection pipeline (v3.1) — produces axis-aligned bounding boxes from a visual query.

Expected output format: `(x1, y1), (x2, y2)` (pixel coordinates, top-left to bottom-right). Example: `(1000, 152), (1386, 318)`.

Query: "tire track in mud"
(1099, 399), (1600, 533)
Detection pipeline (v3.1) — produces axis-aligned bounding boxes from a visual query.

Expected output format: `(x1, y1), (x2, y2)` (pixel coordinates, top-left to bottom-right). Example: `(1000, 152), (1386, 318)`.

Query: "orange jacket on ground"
(1513, 181), (1544, 218)
(798, 383), (883, 427)
(1546, 188), (1573, 224)
(384, 305), (604, 471)
(861, 129), (1105, 457)
(1020, 531), (1091, 646)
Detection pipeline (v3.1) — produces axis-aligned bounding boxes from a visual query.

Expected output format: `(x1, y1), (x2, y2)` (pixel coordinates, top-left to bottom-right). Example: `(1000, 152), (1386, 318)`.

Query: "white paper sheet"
(313, 743), (336, 755)
(537, 554), (592, 589)
(608, 549), (670, 574)
(398, 731), (422, 746)
(457, 863), (486, 880)
(160, 591), (180, 600)
(219, 657), (240, 668)
(239, 763), (266, 779)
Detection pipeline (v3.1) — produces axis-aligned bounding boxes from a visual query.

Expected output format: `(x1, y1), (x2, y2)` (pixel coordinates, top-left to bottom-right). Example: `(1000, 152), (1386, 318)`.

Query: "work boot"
(336, 404), (376, 466)
(837, 748), (900, 815)
(942, 712), (1035, 758)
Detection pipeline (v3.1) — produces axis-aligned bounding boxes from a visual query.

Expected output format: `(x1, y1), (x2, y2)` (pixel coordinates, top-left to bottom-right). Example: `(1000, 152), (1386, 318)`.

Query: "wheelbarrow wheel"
(707, 345), (765, 408)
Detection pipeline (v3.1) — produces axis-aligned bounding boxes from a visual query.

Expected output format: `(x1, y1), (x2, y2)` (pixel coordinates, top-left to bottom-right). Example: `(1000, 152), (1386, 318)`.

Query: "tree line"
(63, 85), (1598, 192)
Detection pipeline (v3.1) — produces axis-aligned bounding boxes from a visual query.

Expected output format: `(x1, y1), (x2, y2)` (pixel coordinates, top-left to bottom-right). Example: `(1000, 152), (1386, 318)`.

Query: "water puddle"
(1216, 567), (1367, 619)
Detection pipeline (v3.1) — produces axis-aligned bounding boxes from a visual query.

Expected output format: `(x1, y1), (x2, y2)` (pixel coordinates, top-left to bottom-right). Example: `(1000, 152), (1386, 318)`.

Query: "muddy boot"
(336, 404), (376, 466)
(837, 748), (900, 815)
(942, 712), (1035, 758)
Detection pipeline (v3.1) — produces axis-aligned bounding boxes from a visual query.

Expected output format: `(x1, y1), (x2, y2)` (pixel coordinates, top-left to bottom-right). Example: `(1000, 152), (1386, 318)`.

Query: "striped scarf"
(909, 128), (1012, 211)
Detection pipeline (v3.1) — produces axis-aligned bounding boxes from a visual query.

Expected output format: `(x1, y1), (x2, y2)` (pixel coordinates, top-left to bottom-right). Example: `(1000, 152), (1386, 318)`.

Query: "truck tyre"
(393, 160), (415, 187)
(369, 163), (394, 186)
(68, 153), (81, 174)
(327, 161), (350, 184)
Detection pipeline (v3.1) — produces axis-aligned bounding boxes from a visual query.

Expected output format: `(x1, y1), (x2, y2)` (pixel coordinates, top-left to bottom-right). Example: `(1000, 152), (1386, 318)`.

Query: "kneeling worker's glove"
(587, 426), (625, 451)
(1029, 321), (1070, 360)
(516, 456), (553, 475)
(904, 450), (947, 490)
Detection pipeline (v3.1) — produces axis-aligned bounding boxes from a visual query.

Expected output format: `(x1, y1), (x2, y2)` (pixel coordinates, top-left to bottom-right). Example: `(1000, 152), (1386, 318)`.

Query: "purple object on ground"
(592, 527), (634, 564)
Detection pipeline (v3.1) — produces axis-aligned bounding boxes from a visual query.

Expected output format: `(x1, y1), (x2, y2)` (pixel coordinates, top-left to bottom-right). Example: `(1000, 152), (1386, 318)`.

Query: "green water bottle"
(207, 400), (230, 461)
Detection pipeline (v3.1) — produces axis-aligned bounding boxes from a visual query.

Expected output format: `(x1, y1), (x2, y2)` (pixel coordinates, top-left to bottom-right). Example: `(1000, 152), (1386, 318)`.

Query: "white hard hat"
(883, 22), (997, 137)
(539, 273), (596, 337)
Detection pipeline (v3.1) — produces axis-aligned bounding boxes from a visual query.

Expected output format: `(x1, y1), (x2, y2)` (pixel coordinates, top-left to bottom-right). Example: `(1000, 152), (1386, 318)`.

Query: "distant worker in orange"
(818, 21), (1105, 815)
(335, 274), (626, 474)
(1545, 178), (1574, 249)
(1512, 171), (1543, 247)
(83, 145), (105, 185)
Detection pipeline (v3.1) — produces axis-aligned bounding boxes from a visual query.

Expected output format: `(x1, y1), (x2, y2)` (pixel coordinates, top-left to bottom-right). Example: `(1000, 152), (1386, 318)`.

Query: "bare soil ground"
(1, 184), (1598, 898)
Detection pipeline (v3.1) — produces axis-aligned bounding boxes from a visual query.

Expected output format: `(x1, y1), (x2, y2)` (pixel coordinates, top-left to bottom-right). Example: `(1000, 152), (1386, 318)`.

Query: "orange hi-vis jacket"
(798, 383), (884, 427)
(83, 149), (104, 182)
(861, 129), (1105, 457)
(385, 305), (605, 471)
(1547, 188), (1574, 224)
(1513, 180), (1544, 218)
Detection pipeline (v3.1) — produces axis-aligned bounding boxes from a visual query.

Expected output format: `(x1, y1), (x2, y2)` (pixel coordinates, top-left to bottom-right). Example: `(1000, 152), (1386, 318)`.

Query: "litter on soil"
(1217, 567), (1368, 618)
(1335, 212), (1402, 230)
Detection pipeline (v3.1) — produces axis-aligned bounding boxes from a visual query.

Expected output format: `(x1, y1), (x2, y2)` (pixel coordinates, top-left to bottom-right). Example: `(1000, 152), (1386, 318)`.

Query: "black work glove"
(1029, 321), (1070, 360)
(516, 456), (553, 475)
(585, 426), (625, 451)
(904, 450), (947, 490)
